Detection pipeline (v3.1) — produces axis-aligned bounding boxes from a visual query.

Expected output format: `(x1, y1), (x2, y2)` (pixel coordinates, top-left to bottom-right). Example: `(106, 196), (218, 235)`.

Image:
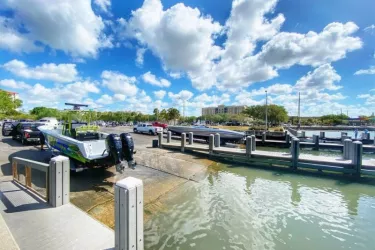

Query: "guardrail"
(12, 156), (70, 207)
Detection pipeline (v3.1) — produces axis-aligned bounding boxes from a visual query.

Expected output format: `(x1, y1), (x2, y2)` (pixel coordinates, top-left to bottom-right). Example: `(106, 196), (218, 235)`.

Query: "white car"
(133, 123), (163, 135)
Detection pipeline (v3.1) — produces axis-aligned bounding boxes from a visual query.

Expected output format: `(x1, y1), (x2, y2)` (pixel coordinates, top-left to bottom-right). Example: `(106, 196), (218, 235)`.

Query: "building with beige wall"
(202, 105), (247, 116)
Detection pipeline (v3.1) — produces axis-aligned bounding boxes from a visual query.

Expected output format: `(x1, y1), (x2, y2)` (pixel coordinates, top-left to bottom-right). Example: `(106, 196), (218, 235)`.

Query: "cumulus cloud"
(101, 70), (138, 96)
(94, 0), (111, 14)
(97, 94), (114, 105)
(2, 59), (78, 82)
(0, 79), (32, 89)
(136, 48), (147, 66)
(295, 64), (342, 91)
(142, 71), (171, 87)
(250, 83), (293, 96)
(354, 66), (375, 75)
(114, 94), (126, 101)
(168, 90), (194, 102)
(154, 90), (166, 99)
(1, 0), (112, 57)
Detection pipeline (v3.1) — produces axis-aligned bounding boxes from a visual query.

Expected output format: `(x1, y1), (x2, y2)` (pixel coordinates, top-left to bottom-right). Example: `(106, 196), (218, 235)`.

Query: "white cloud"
(364, 24), (375, 34)
(259, 22), (362, 68)
(142, 71), (171, 87)
(101, 70), (138, 96)
(94, 0), (111, 14)
(193, 93), (230, 105)
(295, 64), (342, 90)
(0, 16), (42, 53)
(1, 0), (112, 57)
(97, 94), (113, 105)
(357, 94), (370, 99)
(114, 94), (126, 101)
(2, 59), (78, 82)
(168, 90), (194, 102)
(250, 83), (293, 96)
(0, 79), (32, 89)
(154, 90), (166, 99)
(136, 47), (147, 66)
(354, 66), (375, 75)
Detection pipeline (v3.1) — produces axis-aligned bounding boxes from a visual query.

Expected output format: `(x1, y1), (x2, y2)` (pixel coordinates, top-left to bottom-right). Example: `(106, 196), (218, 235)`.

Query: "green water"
(144, 163), (375, 250)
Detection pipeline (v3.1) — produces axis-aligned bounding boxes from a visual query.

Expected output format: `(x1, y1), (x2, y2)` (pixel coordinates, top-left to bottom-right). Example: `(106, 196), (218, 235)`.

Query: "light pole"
(297, 92), (301, 129)
(265, 90), (268, 131)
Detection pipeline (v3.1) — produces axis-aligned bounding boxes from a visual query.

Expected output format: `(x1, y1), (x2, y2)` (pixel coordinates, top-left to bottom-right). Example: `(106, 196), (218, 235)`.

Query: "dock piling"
(285, 134), (290, 147)
(49, 156), (70, 207)
(319, 131), (325, 139)
(251, 135), (256, 151)
(262, 132), (266, 145)
(214, 133), (220, 148)
(343, 139), (352, 160)
(167, 131), (171, 143)
(158, 132), (162, 148)
(313, 135), (319, 150)
(188, 132), (193, 145)
(209, 134), (214, 154)
(115, 177), (143, 250)
(291, 138), (300, 170)
(352, 141), (363, 177)
(301, 131), (306, 138)
(246, 136), (252, 159)
(181, 133), (186, 152)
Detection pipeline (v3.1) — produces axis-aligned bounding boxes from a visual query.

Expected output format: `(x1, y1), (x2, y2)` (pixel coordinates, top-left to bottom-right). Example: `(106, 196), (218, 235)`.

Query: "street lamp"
(265, 90), (268, 131)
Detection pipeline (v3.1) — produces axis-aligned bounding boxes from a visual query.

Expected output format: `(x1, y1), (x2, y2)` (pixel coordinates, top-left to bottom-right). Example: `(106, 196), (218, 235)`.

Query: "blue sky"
(0, 0), (374, 117)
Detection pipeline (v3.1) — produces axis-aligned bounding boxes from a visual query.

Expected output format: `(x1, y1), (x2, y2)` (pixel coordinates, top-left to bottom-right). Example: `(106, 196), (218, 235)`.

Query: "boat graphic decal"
(46, 135), (87, 163)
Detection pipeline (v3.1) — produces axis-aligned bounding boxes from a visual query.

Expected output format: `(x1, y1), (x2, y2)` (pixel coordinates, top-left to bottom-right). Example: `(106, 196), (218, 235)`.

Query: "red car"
(152, 122), (168, 129)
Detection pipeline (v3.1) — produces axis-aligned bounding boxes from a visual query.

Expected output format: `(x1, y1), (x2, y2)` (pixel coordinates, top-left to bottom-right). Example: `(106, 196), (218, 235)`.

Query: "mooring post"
(301, 131), (306, 138)
(343, 139), (352, 160)
(319, 131), (325, 139)
(189, 132), (193, 145)
(214, 133), (220, 148)
(246, 136), (252, 159)
(209, 134), (214, 154)
(285, 133), (290, 147)
(251, 135), (256, 151)
(313, 135), (319, 150)
(181, 133), (186, 152)
(262, 132), (266, 145)
(158, 132), (162, 148)
(115, 177), (143, 250)
(49, 155), (70, 207)
(291, 138), (300, 170)
(167, 131), (171, 143)
(352, 141), (363, 177)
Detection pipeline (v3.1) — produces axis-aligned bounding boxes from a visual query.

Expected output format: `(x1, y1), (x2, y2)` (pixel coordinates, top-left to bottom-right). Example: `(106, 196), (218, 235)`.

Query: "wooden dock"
(158, 132), (375, 178)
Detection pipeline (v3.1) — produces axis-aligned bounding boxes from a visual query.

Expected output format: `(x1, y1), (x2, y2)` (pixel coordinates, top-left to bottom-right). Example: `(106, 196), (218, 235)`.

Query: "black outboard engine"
(106, 134), (124, 172)
(120, 133), (136, 169)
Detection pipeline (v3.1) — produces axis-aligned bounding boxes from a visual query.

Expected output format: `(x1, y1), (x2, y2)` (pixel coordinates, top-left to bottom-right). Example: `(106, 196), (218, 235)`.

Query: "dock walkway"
(0, 176), (114, 250)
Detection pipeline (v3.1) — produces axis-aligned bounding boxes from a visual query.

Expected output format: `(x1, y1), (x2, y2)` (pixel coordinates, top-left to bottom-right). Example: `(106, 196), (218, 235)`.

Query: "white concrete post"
(49, 155), (70, 207)
(251, 135), (256, 151)
(214, 133), (220, 148)
(301, 131), (306, 138)
(313, 135), (319, 150)
(343, 139), (352, 160)
(319, 131), (325, 139)
(209, 134), (214, 153)
(285, 134), (290, 147)
(291, 138), (300, 170)
(167, 131), (171, 143)
(115, 177), (143, 250)
(189, 132), (193, 145)
(262, 132), (266, 144)
(181, 133), (186, 152)
(246, 136), (252, 159)
(158, 132), (162, 148)
(352, 141), (363, 177)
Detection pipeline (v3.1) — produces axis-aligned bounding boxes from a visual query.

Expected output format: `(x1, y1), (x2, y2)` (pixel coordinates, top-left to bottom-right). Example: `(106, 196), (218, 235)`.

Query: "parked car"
(133, 123), (163, 135)
(152, 121), (168, 129)
(1, 122), (14, 136)
(12, 122), (42, 145)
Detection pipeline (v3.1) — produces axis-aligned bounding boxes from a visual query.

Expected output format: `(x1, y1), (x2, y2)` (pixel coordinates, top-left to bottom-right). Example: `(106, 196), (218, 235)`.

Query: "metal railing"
(12, 157), (50, 201)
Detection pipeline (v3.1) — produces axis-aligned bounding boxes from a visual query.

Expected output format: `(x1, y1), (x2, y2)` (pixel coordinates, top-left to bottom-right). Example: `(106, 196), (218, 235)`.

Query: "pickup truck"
(12, 122), (42, 145)
(1, 122), (14, 136)
(133, 123), (163, 135)
(152, 121), (168, 129)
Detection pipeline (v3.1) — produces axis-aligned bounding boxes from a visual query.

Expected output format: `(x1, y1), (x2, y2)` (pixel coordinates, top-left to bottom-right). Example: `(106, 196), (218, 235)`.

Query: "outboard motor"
(106, 134), (125, 172)
(120, 133), (136, 169)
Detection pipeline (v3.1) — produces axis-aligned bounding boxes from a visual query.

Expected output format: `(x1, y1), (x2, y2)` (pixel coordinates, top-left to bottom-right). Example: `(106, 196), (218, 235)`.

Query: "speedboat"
(168, 125), (245, 144)
(38, 122), (136, 172)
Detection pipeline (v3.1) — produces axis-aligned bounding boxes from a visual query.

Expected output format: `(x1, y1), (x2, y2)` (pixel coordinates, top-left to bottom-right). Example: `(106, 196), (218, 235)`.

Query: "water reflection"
(144, 163), (375, 250)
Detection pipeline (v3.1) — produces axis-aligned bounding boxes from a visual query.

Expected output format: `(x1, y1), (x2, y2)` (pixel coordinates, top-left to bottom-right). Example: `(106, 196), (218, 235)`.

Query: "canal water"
(144, 163), (375, 250)
(304, 130), (374, 139)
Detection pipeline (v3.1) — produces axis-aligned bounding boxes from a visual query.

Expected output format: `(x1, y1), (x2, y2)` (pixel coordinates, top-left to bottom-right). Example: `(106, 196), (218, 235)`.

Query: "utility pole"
(265, 90), (268, 131)
(298, 92), (301, 129)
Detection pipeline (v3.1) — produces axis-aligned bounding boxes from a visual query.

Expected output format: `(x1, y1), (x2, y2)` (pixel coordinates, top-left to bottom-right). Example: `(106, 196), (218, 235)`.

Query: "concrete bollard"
(181, 133), (186, 152)
(115, 177), (143, 250)
(343, 139), (352, 160)
(301, 131), (306, 138)
(49, 156), (70, 207)
(246, 136), (252, 159)
(285, 134), (290, 147)
(312, 135), (319, 150)
(209, 134), (214, 153)
(319, 131), (325, 139)
(352, 141), (363, 177)
(158, 132), (162, 148)
(251, 135), (256, 151)
(262, 132), (266, 144)
(291, 138), (300, 170)
(189, 132), (193, 145)
(214, 133), (220, 148)
(167, 131), (171, 143)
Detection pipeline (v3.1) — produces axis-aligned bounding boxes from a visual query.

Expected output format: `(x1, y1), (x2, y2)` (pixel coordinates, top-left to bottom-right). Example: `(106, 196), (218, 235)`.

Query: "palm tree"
(167, 108), (180, 125)
(153, 108), (160, 121)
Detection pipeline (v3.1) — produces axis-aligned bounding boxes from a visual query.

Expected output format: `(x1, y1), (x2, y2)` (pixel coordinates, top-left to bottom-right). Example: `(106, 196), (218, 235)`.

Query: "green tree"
(167, 108), (180, 125)
(243, 104), (288, 125)
(153, 108), (160, 120)
(0, 90), (23, 115)
(159, 109), (168, 122)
